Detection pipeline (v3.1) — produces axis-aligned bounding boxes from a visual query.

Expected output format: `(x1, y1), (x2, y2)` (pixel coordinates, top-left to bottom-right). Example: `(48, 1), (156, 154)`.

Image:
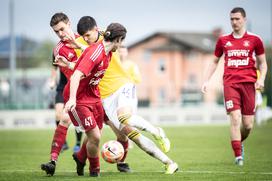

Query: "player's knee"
(244, 122), (253, 130)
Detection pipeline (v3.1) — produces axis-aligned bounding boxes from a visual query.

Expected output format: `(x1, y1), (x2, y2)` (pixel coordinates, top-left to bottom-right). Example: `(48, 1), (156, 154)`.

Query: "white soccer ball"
(101, 140), (124, 164)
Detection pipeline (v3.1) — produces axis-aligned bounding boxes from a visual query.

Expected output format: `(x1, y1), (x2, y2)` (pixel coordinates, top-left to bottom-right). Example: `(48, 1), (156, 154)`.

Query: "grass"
(0, 121), (272, 181)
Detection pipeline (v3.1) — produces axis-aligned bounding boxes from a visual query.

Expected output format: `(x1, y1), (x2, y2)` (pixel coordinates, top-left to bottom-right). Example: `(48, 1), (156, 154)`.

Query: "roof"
(128, 32), (217, 53)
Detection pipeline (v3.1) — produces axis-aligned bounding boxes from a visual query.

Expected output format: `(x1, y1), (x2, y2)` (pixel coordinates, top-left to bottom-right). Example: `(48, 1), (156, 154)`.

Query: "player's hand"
(65, 99), (76, 112)
(201, 81), (209, 93)
(53, 55), (69, 68)
(255, 79), (264, 91)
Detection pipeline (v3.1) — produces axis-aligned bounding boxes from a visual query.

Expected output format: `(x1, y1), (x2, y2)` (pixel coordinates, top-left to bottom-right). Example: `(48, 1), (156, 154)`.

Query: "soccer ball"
(101, 140), (124, 164)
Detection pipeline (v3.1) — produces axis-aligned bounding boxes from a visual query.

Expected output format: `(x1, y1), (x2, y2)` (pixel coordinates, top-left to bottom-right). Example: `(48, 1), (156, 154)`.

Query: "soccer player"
(64, 22), (127, 177)
(66, 16), (178, 174)
(40, 12), (85, 176)
(201, 7), (267, 166)
(50, 57), (82, 152)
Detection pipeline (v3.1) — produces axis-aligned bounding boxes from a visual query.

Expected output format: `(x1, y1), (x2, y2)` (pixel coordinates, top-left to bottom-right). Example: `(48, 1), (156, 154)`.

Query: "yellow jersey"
(76, 34), (141, 99)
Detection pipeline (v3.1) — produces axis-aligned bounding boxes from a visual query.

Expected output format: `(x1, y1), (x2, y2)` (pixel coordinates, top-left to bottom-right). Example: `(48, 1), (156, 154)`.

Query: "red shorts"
(68, 102), (104, 132)
(223, 82), (255, 115)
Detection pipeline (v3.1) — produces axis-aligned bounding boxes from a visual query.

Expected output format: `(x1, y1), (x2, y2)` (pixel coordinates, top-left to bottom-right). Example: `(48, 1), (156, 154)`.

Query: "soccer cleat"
(72, 153), (85, 176)
(241, 144), (245, 160)
(154, 127), (171, 153)
(73, 145), (80, 153)
(89, 171), (100, 177)
(235, 157), (244, 166)
(117, 162), (132, 172)
(41, 160), (56, 176)
(165, 162), (179, 174)
(61, 142), (69, 152)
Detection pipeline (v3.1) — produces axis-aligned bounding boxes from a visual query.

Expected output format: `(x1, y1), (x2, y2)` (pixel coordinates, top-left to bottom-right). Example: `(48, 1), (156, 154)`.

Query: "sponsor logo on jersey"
(227, 49), (249, 57)
(227, 57), (249, 67)
(225, 41), (232, 47)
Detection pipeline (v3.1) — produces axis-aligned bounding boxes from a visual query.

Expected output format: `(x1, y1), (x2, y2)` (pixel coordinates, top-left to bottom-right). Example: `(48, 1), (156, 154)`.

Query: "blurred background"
(0, 0), (271, 128)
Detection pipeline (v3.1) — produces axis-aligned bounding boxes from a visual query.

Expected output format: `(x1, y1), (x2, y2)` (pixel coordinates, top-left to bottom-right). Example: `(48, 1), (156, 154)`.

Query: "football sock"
(88, 156), (100, 173)
(231, 140), (242, 157)
(50, 125), (68, 161)
(128, 115), (159, 136)
(130, 132), (171, 164)
(77, 140), (87, 163)
(117, 139), (129, 162)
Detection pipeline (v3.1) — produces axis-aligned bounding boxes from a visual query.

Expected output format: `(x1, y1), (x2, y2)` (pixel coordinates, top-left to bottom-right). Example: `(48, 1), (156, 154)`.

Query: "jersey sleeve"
(214, 38), (223, 58)
(255, 37), (265, 56)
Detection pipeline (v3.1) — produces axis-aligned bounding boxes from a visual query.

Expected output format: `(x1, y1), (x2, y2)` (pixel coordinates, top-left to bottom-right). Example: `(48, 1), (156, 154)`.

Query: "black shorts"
(55, 90), (64, 104)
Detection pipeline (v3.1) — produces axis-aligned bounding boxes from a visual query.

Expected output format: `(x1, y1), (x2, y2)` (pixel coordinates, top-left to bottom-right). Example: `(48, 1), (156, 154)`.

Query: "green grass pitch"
(0, 121), (271, 181)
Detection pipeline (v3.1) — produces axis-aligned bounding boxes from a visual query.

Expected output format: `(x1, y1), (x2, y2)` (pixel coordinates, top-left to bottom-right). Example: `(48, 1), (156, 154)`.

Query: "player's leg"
(240, 83), (256, 161)
(224, 84), (243, 165)
(117, 108), (178, 174)
(41, 112), (72, 176)
(70, 104), (103, 177)
(229, 110), (243, 165)
(55, 95), (69, 152)
(118, 83), (170, 152)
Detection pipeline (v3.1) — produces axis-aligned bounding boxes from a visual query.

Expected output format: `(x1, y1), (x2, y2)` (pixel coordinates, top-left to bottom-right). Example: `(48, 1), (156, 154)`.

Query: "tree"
(264, 46), (272, 107)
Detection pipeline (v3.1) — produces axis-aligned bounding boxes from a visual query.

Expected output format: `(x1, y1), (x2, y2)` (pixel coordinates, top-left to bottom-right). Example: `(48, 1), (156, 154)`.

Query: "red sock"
(117, 139), (128, 162)
(231, 140), (242, 157)
(77, 140), (87, 163)
(50, 125), (68, 161)
(88, 156), (100, 173)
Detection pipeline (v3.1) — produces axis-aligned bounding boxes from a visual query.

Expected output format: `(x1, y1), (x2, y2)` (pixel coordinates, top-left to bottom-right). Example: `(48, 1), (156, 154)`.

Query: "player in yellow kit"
(62, 16), (178, 174)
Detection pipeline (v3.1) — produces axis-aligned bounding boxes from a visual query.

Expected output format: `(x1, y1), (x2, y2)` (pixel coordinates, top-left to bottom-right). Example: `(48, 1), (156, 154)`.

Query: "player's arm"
(201, 55), (220, 93)
(255, 54), (267, 90)
(65, 70), (84, 112)
(49, 53), (58, 89)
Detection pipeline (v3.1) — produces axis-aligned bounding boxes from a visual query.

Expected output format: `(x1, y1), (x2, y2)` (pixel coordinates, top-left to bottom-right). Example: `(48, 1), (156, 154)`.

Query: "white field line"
(0, 170), (272, 175)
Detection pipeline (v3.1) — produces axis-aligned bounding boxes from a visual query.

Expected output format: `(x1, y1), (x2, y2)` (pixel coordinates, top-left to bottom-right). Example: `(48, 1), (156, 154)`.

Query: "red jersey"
(214, 31), (265, 85)
(53, 34), (81, 79)
(63, 42), (112, 105)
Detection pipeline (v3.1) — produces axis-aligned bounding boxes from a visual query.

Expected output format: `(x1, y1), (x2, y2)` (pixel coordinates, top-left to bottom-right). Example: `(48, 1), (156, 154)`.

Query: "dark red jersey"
(214, 31), (265, 85)
(63, 42), (112, 105)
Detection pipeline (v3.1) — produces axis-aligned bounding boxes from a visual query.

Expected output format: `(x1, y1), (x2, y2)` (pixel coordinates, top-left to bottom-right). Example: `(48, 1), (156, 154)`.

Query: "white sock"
(133, 134), (171, 164)
(129, 115), (159, 137)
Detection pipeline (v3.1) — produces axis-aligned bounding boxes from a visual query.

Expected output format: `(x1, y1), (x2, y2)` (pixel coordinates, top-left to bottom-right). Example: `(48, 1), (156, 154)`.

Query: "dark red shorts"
(223, 82), (255, 115)
(68, 102), (104, 132)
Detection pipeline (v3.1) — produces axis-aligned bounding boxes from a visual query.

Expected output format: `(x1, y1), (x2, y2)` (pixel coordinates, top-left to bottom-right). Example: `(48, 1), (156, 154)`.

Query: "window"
(158, 58), (166, 73)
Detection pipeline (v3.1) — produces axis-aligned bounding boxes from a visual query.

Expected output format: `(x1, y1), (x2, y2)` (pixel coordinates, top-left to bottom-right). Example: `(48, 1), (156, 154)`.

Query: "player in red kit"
(64, 23), (127, 177)
(202, 7), (267, 166)
(41, 12), (84, 176)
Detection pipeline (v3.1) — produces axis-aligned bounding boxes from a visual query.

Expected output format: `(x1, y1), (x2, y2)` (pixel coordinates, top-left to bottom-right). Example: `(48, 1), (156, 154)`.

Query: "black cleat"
(117, 162), (132, 173)
(41, 161), (56, 176)
(72, 153), (85, 176)
(90, 171), (100, 177)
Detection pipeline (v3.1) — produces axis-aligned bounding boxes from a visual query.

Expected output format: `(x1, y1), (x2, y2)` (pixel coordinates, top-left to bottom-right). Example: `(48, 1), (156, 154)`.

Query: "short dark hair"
(50, 12), (69, 27)
(103, 23), (127, 42)
(230, 7), (246, 17)
(77, 16), (97, 36)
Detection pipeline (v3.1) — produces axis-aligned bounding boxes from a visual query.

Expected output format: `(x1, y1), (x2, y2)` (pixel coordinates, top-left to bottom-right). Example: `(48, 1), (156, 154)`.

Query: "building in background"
(128, 31), (224, 107)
